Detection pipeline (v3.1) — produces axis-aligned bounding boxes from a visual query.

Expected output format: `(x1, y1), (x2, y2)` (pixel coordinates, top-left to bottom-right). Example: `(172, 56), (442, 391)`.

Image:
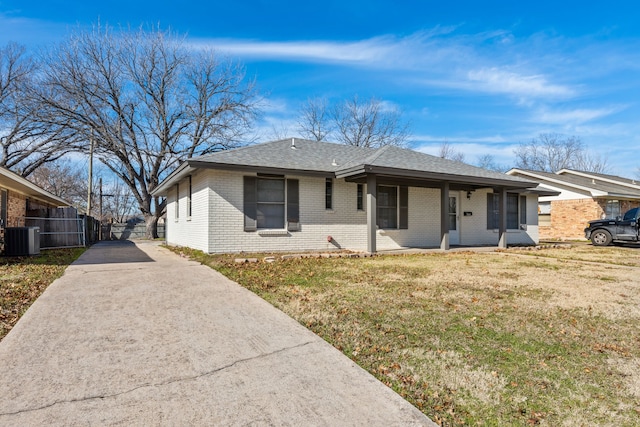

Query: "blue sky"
(2, 0), (639, 177)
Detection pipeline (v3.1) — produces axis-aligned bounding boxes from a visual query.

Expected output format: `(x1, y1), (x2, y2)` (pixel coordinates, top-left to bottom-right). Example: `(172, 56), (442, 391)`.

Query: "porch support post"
(440, 181), (450, 250)
(366, 174), (377, 253)
(498, 187), (508, 248)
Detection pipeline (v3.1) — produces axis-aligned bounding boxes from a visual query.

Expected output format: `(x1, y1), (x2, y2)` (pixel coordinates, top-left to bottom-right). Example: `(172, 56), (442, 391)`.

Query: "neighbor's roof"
(507, 168), (640, 199)
(0, 167), (72, 207)
(153, 138), (537, 195)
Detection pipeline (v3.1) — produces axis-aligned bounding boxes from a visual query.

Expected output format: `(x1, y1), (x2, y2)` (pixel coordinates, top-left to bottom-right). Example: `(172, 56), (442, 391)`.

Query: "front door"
(448, 194), (460, 245)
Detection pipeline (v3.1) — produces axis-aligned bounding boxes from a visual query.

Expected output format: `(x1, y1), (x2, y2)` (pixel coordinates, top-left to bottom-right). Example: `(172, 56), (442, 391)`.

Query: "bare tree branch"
(332, 95), (410, 148)
(32, 24), (259, 237)
(514, 133), (608, 173)
(0, 42), (81, 176)
(297, 97), (332, 141)
(438, 141), (465, 163)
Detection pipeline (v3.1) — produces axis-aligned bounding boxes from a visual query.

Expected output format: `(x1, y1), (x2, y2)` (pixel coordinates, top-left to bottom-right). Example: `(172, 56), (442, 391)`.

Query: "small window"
(187, 176), (192, 218)
(356, 184), (364, 211)
(519, 195), (527, 225)
(325, 178), (333, 210)
(175, 184), (179, 220)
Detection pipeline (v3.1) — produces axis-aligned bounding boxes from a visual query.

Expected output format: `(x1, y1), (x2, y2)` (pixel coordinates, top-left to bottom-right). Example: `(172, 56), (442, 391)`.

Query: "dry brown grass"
(1, 248), (85, 340)
(177, 245), (640, 426)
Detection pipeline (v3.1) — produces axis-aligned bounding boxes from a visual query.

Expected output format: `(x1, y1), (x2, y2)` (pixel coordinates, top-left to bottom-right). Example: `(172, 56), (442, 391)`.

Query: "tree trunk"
(145, 214), (159, 240)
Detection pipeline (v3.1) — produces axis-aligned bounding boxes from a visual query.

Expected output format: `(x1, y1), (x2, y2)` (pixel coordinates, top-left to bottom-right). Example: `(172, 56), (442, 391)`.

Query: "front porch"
(343, 172), (522, 253)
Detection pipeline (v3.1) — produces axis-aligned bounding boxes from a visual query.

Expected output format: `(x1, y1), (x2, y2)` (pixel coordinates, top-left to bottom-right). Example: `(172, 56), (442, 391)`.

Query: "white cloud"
(190, 37), (396, 64)
(466, 67), (574, 99)
(532, 106), (623, 124)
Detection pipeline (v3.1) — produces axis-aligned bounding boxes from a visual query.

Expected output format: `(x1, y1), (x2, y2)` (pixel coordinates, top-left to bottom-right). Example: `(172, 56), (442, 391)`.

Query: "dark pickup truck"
(584, 207), (640, 246)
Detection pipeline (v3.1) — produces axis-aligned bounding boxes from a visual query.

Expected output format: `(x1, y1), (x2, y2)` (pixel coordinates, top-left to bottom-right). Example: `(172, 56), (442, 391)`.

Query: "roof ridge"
(361, 144), (392, 165)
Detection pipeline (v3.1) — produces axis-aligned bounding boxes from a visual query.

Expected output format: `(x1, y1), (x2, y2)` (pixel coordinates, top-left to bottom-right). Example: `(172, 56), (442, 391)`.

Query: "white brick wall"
(164, 169), (540, 253)
(165, 171), (210, 252)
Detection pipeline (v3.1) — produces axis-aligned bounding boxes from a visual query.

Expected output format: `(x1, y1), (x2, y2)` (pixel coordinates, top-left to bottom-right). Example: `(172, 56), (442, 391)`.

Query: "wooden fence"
(103, 223), (165, 240)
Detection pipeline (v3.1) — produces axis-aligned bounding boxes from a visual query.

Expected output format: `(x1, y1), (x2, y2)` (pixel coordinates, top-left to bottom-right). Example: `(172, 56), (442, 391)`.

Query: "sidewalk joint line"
(0, 340), (315, 417)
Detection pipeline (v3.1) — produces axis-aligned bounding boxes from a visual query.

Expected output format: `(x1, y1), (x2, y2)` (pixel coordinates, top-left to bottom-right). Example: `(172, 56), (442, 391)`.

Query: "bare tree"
(33, 24), (258, 238)
(514, 133), (608, 173)
(438, 141), (465, 162)
(476, 154), (506, 172)
(101, 179), (137, 223)
(27, 159), (88, 205)
(267, 122), (292, 141)
(0, 43), (81, 176)
(332, 95), (410, 148)
(297, 97), (332, 141)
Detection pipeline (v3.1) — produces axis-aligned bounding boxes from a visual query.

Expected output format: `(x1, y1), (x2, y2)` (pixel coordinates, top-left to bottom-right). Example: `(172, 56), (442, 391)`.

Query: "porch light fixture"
(467, 191), (472, 199)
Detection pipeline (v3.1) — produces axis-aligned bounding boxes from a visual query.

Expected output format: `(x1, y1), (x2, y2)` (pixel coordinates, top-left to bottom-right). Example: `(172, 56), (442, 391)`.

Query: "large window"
(487, 193), (527, 230)
(377, 185), (408, 229)
(244, 176), (299, 231)
(257, 177), (285, 228)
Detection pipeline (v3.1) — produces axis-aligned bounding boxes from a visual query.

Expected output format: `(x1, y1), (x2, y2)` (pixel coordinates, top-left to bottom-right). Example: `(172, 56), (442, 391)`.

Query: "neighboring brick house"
(152, 138), (549, 254)
(0, 166), (71, 255)
(507, 168), (640, 240)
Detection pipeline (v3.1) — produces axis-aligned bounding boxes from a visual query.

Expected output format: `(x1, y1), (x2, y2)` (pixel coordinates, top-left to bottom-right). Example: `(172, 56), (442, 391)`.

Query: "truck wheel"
(591, 229), (612, 246)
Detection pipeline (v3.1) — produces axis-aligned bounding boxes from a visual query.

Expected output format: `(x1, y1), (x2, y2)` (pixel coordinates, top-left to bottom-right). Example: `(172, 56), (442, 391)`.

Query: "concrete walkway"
(0, 241), (434, 426)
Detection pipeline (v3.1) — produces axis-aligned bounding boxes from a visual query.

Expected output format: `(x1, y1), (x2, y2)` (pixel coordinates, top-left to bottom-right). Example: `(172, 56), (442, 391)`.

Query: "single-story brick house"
(0, 166), (72, 254)
(153, 138), (549, 253)
(507, 168), (640, 240)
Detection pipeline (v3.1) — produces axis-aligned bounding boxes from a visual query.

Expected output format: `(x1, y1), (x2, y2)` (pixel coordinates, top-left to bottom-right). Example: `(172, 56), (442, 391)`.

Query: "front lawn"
(178, 246), (640, 426)
(0, 248), (85, 340)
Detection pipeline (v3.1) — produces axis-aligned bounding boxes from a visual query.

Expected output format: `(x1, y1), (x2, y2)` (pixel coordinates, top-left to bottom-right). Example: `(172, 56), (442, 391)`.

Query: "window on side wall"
(175, 183), (179, 220)
(357, 184), (364, 211)
(187, 175), (192, 218)
(257, 177), (285, 228)
(243, 176), (300, 231)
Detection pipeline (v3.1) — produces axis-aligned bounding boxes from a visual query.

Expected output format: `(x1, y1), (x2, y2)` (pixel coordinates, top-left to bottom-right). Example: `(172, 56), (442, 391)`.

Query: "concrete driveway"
(0, 241), (434, 426)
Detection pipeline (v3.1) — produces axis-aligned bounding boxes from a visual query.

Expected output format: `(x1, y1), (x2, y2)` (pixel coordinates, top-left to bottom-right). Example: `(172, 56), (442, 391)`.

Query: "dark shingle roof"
(153, 138), (536, 195)
(193, 138), (374, 173)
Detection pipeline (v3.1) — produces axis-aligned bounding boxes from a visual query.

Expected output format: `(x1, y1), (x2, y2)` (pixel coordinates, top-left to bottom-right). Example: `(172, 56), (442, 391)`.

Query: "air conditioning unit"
(5, 227), (40, 256)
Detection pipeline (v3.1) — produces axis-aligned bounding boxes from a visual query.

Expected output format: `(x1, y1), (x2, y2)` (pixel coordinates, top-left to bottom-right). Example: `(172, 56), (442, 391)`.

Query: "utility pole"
(87, 136), (93, 217)
(99, 177), (102, 240)
(99, 177), (114, 241)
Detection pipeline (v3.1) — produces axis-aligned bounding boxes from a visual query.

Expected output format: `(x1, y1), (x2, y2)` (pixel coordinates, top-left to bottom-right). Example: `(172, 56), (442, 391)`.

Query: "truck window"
(623, 208), (639, 221)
